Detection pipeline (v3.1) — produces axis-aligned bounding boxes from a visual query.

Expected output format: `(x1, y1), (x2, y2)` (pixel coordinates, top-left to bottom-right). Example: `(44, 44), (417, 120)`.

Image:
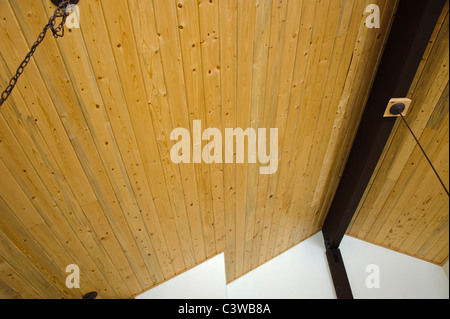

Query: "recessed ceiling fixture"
(0, 0), (80, 109)
(386, 99), (449, 196)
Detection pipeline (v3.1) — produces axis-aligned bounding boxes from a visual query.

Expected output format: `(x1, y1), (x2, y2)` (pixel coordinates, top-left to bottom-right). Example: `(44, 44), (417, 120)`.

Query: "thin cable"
(399, 113), (449, 197)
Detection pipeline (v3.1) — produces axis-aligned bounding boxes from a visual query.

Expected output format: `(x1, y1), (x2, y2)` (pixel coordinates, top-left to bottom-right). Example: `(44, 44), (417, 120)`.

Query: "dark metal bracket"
(324, 238), (353, 299)
(325, 239), (353, 299)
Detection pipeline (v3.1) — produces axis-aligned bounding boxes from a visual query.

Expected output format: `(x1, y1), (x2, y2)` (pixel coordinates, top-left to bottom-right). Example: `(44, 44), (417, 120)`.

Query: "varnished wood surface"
(348, 2), (449, 266)
(4, 0), (445, 299)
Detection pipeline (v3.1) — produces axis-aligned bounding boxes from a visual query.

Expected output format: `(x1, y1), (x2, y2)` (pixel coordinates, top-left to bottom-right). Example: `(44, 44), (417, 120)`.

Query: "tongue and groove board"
(1, 0), (445, 299)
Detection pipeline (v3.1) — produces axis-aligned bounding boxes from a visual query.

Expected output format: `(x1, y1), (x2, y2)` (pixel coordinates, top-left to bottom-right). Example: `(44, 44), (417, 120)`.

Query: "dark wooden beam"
(322, 0), (446, 250)
(321, 0), (446, 298)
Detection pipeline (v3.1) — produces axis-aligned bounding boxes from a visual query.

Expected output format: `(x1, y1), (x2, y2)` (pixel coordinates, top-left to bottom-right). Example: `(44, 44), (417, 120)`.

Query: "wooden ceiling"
(348, 2), (449, 266)
(0, 0), (447, 299)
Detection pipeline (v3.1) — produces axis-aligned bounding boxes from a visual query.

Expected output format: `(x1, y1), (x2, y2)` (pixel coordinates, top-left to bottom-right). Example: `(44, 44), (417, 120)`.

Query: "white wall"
(443, 260), (449, 278)
(135, 253), (227, 299)
(340, 236), (449, 299)
(136, 232), (449, 299)
(226, 232), (336, 299)
(228, 233), (448, 299)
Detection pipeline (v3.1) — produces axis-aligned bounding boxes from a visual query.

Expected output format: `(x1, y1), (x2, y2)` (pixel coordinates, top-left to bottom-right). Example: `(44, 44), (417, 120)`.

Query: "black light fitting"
(51, 0), (80, 8)
(389, 102), (406, 116)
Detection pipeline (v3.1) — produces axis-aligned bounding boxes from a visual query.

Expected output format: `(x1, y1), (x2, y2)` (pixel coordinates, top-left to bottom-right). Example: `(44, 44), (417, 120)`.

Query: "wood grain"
(1, 0), (445, 298)
(348, 4), (449, 266)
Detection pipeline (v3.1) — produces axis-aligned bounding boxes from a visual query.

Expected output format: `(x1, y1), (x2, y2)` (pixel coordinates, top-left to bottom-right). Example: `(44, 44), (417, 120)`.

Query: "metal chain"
(0, 0), (71, 110)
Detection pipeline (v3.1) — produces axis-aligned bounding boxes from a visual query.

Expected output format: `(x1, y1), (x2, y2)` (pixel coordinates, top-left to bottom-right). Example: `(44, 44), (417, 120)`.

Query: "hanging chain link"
(0, 0), (71, 110)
